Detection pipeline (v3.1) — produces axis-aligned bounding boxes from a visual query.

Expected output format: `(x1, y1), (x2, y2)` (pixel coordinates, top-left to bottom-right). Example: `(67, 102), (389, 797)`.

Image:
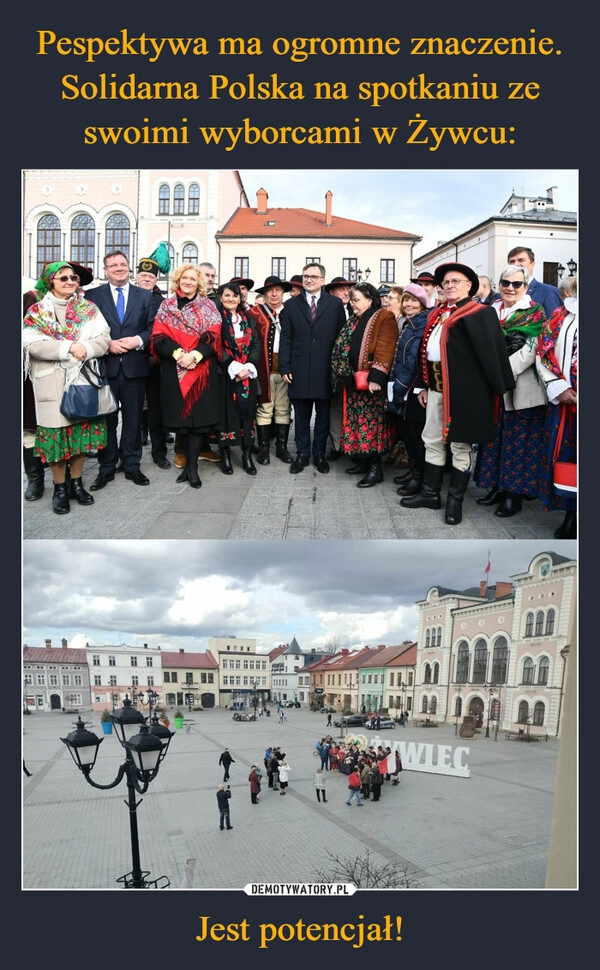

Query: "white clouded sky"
(236, 168), (578, 258)
(23, 539), (576, 655)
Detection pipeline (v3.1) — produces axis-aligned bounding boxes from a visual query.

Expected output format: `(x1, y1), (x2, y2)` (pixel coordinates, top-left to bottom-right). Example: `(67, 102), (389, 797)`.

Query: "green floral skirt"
(35, 420), (107, 464)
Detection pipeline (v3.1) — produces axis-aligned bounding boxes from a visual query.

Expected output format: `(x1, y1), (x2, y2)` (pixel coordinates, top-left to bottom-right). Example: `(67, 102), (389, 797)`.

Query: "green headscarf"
(34, 262), (73, 296)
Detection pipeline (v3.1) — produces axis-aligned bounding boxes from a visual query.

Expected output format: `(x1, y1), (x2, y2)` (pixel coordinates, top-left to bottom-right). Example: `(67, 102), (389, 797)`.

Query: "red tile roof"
(23, 646), (88, 663)
(218, 206), (420, 241)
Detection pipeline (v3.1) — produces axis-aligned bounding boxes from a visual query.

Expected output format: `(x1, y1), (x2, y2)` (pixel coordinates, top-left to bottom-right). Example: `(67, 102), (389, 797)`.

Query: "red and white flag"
(381, 750), (396, 775)
(484, 550), (491, 575)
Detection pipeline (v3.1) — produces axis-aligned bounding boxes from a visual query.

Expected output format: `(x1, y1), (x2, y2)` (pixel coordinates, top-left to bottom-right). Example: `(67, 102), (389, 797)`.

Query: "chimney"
(144, 642), (148, 648)
(179, 648), (184, 653)
(45, 638), (51, 649)
(480, 581), (487, 597)
(495, 581), (514, 598)
(325, 190), (333, 227)
(377, 644), (386, 650)
(256, 188), (268, 214)
(62, 638), (67, 649)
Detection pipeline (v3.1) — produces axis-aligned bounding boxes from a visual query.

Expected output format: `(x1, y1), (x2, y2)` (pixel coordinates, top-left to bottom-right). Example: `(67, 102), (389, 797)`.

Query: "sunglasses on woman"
(54, 274), (79, 283)
(499, 279), (525, 289)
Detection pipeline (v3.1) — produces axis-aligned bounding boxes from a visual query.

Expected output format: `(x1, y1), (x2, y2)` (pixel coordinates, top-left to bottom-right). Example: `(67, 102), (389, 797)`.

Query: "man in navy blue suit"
(279, 263), (346, 474)
(507, 246), (563, 317)
(86, 251), (158, 489)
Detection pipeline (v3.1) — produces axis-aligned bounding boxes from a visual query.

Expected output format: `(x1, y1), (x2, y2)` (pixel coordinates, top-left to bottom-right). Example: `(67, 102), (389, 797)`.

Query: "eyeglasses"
(54, 274), (79, 283)
(499, 279), (525, 289)
(441, 278), (469, 288)
(302, 275), (323, 282)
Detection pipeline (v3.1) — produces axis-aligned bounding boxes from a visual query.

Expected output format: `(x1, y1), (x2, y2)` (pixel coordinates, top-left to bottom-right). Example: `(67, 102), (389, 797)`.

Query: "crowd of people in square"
(23, 245), (577, 537)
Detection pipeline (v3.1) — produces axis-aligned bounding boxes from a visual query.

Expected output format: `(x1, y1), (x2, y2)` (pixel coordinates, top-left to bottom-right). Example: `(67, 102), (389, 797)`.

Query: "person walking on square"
(219, 748), (235, 782)
(216, 784), (233, 830)
(346, 767), (363, 806)
(249, 766), (261, 804)
(314, 768), (328, 803)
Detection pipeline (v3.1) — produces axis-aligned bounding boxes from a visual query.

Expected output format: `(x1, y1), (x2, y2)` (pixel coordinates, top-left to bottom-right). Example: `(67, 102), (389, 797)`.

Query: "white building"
(85, 641), (163, 713)
(207, 636), (270, 709)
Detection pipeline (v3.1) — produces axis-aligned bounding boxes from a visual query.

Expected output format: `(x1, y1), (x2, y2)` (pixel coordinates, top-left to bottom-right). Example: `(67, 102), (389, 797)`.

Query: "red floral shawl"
(151, 293), (222, 417)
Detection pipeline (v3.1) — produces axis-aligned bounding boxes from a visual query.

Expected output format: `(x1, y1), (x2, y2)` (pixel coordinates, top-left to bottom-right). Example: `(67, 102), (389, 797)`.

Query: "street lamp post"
(485, 686), (495, 738)
(454, 684), (462, 736)
(60, 695), (174, 888)
(183, 682), (198, 712)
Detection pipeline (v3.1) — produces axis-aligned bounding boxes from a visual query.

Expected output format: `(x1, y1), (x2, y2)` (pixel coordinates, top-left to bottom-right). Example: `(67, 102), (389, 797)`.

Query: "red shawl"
(151, 293), (222, 417)
(420, 299), (486, 441)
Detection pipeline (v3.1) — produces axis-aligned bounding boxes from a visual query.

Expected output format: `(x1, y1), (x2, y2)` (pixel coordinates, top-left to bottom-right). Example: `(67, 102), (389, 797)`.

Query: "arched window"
(174, 183), (185, 215)
(425, 628), (431, 648)
(456, 641), (469, 684)
(188, 183), (200, 214)
(421, 696), (428, 714)
(472, 639), (487, 684)
(545, 609), (555, 635)
(105, 214), (131, 262)
(433, 663), (439, 684)
(159, 184), (170, 215)
(525, 612), (534, 637)
(535, 611), (544, 637)
(533, 701), (545, 726)
(430, 696), (437, 714)
(182, 243), (198, 264)
(454, 695), (462, 717)
(491, 636), (508, 684)
(538, 657), (549, 685)
(36, 214), (61, 277)
(70, 214), (95, 270)
(517, 700), (529, 724)
(522, 658), (535, 684)
(424, 663), (432, 684)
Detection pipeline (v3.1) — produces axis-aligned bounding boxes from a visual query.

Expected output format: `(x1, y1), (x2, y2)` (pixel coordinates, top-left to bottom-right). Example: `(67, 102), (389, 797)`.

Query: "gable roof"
(218, 205), (420, 242)
(23, 646), (88, 664)
(160, 651), (218, 669)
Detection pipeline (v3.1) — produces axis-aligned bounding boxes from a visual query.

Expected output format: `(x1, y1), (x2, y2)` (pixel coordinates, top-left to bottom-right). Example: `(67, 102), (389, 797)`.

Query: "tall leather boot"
(275, 424), (294, 463)
(396, 466), (423, 496)
(52, 482), (70, 515)
(255, 425), (271, 465)
(346, 456), (370, 475)
(175, 434), (189, 482)
(24, 447), (45, 501)
(554, 510), (577, 539)
(241, 447), (257, 476)
(219, 446), (233, 475)
(444, 466), (471, 525)
(393, 459), (413, 486)
(400, 462), (444, 510)
(357, 454), (383, 488)
(185, 432), (202, 489)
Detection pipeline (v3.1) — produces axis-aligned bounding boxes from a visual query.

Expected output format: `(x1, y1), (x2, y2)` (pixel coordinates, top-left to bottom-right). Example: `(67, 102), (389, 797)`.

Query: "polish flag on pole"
(381, 750), (396, 775)
(484, 550), (491, 576)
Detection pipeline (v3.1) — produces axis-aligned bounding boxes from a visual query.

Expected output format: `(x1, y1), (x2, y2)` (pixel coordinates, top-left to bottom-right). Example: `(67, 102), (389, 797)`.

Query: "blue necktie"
(310, 295), (317, 321)
(116, 287), (125, 323)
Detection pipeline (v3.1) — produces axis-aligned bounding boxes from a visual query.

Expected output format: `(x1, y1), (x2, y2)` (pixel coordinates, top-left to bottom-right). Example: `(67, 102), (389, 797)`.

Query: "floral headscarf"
(34, 262), (76, 296)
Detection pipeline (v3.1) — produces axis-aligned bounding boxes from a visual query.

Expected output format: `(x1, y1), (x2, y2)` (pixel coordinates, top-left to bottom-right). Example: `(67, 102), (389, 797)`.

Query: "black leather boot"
(396, 467), (423, 496)
(357, 454), (383, 488)
(256, 425), (271, 465)
(477, 487), (505, 506)
(393, 460), (414, 486)
(186, 432), (202, 489)
(275, 424), (294, 463)
(241, 448), (257, 476)
(444, 467), (471, 525)
(69, 476), (94, 505)
(346, 456), (370, 475)
(400, 462), (444, 510)
(554, 510), (577, 539)
(220, 446), (233, 475)
(24, 447), (45, 501)
(52, 482), (70, 515)
(494, 492), (523, 518)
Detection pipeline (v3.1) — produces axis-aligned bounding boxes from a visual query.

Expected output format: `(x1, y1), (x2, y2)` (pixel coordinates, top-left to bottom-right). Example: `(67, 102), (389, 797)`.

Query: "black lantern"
(566, 258), (577, 276)
(60, 699), (173, 889)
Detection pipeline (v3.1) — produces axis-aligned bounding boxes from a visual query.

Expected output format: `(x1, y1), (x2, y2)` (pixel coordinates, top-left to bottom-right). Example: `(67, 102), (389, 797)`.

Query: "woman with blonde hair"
(151, 264), (222, 489)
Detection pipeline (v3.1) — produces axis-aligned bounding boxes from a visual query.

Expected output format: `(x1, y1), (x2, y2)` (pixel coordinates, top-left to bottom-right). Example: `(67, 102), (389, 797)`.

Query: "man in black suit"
(507, 246), (563, 317)
(279, 263), (346, 474)
(86, 250), (158, 489)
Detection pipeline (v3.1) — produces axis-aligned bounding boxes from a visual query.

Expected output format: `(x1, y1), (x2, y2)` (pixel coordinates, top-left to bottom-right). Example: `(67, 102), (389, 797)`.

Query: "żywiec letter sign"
(370, 735), (470, 778)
